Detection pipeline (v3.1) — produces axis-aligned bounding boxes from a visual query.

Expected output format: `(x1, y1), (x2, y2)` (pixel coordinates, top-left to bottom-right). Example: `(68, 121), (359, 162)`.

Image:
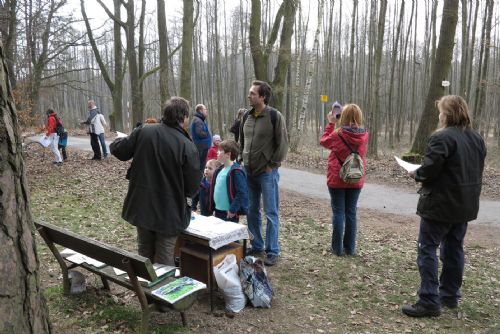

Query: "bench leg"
(140, 309), (150, 334)
(180, 312), (187, 326)
(100, 276), (110, 290)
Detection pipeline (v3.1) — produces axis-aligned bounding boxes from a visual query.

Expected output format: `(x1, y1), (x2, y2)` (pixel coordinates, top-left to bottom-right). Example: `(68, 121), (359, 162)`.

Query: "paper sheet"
(38, 135), (51, 147)
(116, 131), (128, 138)
(394, 156), (421, 172)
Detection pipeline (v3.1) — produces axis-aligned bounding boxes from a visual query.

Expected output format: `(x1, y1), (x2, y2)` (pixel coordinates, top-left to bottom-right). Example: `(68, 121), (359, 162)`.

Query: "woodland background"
(1, 0), (500, 156)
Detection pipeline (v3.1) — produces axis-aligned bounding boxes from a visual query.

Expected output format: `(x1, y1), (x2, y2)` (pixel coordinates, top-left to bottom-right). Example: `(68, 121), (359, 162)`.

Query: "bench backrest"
(35, 221), (156, 281)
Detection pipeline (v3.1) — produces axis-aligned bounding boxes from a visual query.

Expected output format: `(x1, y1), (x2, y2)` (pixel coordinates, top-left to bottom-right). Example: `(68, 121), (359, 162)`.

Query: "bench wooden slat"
(35, 221), (156, 281)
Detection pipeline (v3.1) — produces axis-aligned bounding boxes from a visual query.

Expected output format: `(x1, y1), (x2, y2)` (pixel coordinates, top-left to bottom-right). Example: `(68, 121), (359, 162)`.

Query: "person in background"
(402, 95), (486, 318)
(191, 159), (222, 216)
(92, 110), (108, 158)
(81, 100), (101, 160)
(207, 134), (221, 161)
(230, 108), (246, 143)
(45, 108), (63, 166)
(240, 80), (288, 266)
(110, 97), (201, 266)
(190, 104), (212, 172)
(145, 117), (158, 124)
(58, 128), (68, 161)
(210, 140), (248, 223)
(320, 104), (368, 256)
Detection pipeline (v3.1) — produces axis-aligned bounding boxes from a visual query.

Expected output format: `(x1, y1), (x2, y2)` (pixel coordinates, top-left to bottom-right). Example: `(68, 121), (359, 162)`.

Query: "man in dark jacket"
(110, 97), (201, 266)
(402, 95), (486, 317)
(190, 104), (212, 171)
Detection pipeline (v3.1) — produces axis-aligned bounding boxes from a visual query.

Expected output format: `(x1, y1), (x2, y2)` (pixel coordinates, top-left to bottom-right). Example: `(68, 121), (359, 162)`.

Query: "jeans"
(328, 187), (361, 255)
(416, 218), (468, 309)
(98, 133), (108, 157)
(49, 133), (62, 162)
(136, 226), (177, 266)
(90, 133), (101, 159)
(246, 168), (280, 255)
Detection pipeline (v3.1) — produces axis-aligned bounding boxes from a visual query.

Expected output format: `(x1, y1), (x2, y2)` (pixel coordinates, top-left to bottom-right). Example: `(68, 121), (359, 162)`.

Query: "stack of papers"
(66, 253), (106, 268)
(152, 277), (206, 304)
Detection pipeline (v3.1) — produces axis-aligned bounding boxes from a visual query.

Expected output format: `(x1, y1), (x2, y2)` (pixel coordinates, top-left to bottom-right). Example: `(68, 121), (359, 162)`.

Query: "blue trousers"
(417, 218), (468, 309)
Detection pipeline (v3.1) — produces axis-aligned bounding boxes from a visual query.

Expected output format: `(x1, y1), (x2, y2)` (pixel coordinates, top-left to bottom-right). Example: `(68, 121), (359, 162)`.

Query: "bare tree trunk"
(0, 0), (17, 89)
(348, 0), (357, 102)
(157, 0), (170, 106)
(465, 0), (480, 102)
(0, 42), (51, 334)
(180, 0), (194, 100)
(367, 0), (387, 158)
(411, 0), (459, 154)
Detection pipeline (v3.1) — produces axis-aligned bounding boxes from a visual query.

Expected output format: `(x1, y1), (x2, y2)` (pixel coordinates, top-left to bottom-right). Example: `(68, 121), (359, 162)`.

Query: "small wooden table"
(177, 214), (250, 310)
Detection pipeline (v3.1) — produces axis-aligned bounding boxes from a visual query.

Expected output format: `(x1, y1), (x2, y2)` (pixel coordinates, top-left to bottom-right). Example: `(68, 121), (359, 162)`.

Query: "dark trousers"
(198, 148), (208, 172)
(90, 133), (101, 159)
(417, 218), (468, 309)
(214, 209), (239, 223)
(58, 145), (67, 160)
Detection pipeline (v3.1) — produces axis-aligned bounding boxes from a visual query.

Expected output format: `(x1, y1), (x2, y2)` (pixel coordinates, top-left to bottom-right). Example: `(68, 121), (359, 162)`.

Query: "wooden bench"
(35, 221), (201, 332)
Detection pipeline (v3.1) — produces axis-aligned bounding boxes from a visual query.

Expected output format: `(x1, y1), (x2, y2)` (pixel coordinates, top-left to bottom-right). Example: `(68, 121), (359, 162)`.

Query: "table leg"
(209, 248), (214, 312)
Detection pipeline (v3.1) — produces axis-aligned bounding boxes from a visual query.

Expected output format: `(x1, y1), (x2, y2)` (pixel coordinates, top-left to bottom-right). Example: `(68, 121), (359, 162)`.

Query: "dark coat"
(191, 177), (211, 216)
(209, 162), (249, 215)
(190, 112), (212, 150)
(110, 123), (201, 235)
(415, 126), (486, 224)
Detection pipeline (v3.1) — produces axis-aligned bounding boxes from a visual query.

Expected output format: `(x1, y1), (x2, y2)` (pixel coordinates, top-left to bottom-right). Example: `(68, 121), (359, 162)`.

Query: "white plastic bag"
(213, 254), (246, 312)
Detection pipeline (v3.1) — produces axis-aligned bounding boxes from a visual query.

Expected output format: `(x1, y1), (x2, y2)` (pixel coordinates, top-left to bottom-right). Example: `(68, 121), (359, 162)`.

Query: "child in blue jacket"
(191, 159), (221, 216)
(210, 140), (249, 223)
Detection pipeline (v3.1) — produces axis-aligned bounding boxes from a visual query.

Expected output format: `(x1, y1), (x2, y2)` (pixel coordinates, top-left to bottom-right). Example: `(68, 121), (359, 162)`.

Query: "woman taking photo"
(320, 104), (368, 256)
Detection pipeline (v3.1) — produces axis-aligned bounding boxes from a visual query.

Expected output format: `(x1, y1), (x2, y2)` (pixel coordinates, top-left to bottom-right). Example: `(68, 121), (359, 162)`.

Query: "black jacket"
(415, 126), (486, 223)
(110, 123), (201, 235)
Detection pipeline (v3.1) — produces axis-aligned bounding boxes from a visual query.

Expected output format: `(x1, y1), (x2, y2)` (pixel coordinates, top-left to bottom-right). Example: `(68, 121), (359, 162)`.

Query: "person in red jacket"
(45, 108), (63, 165)
(206, 134), (221, 161)
(320, 104), (368, 256)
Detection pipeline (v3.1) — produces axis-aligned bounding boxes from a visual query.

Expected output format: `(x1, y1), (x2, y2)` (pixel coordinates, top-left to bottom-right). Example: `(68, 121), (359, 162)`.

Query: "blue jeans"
(98, 133), (108, 157)
(328, 187), (361, 255)
(417, 218), (468, 309)
(246, 168), (280, 255)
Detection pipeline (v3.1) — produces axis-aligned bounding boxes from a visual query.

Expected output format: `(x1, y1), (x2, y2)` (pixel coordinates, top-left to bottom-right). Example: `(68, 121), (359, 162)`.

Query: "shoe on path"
(401, 303), (441, 317)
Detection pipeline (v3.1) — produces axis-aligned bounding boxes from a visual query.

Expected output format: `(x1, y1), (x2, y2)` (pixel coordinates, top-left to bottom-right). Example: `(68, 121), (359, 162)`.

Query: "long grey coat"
(110, 123), (201, 235)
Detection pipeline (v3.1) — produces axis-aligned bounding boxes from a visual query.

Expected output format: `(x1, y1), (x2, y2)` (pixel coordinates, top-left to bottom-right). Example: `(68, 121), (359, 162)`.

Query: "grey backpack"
(336, 133), (364, 184)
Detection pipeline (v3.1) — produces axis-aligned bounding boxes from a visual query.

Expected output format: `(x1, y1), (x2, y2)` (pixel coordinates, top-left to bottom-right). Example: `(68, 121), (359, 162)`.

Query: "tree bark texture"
(180, 0), (194, 100)
(0, 42), (51, 334)
(411, 0), (459, 154)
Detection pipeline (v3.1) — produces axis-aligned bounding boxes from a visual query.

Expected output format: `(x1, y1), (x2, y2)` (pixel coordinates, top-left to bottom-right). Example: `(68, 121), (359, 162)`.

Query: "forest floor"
(28, 144), (500, 334)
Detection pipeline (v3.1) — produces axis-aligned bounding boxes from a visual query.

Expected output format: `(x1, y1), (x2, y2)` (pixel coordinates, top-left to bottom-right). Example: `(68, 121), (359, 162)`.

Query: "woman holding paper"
(402, 95), (486, 318)
(320, 104), (368, 256)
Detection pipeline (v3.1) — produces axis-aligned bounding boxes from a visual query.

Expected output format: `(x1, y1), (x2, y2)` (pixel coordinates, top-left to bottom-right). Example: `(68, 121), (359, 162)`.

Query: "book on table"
(152, 276), (206, 304)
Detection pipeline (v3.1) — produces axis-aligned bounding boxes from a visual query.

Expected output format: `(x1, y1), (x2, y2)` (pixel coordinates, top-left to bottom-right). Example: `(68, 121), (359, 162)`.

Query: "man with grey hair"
(110, 97), (201, 265)
(81, 100), (102, 160)
(190, 104), (212, 171)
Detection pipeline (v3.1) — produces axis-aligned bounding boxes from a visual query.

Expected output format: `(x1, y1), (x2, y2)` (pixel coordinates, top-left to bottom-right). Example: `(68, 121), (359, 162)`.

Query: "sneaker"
(56, 162), (63, 166)
(402, 303), (441, 317)
(441, 299), (458, 309)
(246, 248), (266, 258)
(264, 253), (279, 266)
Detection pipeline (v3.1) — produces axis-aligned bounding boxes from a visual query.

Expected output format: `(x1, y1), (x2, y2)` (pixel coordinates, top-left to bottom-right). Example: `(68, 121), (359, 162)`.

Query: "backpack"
(55, 116), (65, 137)
(335, 133), (365, 184)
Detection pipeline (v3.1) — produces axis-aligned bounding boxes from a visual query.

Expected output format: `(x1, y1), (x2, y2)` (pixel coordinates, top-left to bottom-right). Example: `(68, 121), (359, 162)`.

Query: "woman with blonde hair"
(320, 103), (368, 256)
(402, 95), (486, 317)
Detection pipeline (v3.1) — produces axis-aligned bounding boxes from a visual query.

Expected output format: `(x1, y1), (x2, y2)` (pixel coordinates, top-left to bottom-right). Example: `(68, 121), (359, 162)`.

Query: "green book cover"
(152, 277), (206, 304)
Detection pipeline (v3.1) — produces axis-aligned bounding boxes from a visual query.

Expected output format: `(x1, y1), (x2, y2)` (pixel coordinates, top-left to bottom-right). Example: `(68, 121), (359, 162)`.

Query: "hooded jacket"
(46, 112), (58, 136)
(320, 124), (369, 189)
(415, 126), (486, 223)
(110, 123), (201, 235)
(208, 162), (249, 215)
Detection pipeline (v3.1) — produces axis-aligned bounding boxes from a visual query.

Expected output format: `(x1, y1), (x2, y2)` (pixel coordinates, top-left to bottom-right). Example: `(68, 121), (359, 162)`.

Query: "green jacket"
(240, 106), (288, 175)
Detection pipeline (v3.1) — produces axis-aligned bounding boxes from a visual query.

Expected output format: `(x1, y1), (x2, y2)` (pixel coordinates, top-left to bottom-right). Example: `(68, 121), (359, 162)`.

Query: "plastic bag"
(239, 256), (273, 308)
(213, 254), (246, 313)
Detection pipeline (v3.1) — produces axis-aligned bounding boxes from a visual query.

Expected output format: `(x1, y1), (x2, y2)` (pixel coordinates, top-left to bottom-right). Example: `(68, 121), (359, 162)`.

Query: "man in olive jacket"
(240, 80), (288, 266)
(110, 97), (201, 266)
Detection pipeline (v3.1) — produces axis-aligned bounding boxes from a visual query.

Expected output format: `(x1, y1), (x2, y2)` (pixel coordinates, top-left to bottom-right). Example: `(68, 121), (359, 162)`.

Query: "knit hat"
(213, 134), (221, 142)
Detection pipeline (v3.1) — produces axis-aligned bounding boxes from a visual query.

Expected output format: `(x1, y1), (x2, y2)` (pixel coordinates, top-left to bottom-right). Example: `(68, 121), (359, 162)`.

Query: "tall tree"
(0, 0), (17, 89)
(180, 0), (194, 100)
(81, 0), (125, 131)
(410, 0), (459, 154)
(367, 0), (388, 157)
(0, 41), (51, 334)
(157, 0), (170, 106)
